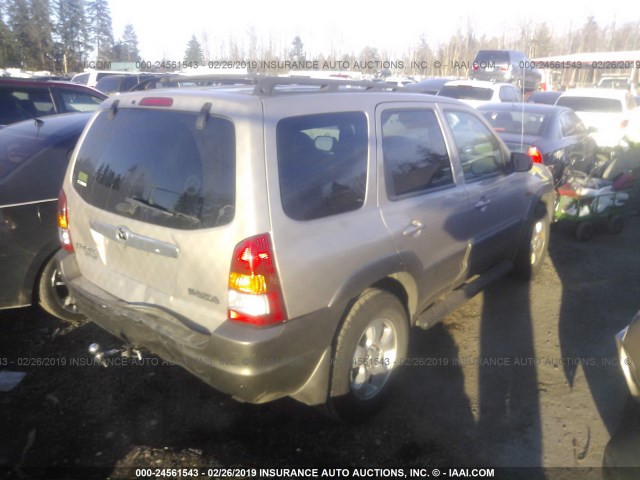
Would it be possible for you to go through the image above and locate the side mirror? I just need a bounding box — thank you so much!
[511,151,532,172]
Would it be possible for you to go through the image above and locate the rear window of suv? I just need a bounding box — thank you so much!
[277,111,367,221]
[72,108,235,230]
[474,50,510,64]
[555,96,623,113]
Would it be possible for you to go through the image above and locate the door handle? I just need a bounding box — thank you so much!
[475,197,491,211]
[403,220,425,237]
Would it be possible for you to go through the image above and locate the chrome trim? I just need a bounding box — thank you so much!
[0,198,57,209]
[90,220,179,259]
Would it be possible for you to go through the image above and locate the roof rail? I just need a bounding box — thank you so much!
[132,73,403,95]
[251,76,401,96]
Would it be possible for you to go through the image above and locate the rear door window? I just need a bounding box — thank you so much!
[277,111,367,221]
[381,109,454,198]
[72,108,235,230]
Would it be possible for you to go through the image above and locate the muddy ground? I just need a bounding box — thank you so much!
[1,215,640,480]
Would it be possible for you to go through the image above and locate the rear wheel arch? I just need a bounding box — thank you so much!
[326,286,410,423]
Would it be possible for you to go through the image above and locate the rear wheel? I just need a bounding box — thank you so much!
[327,289,408,423]
[38,254,85,324]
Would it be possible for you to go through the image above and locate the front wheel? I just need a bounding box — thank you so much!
[38,254,85,324]
[327,289,409,423]
[514,207,550,279]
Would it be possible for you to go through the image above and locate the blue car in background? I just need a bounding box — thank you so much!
[0,113,92,323]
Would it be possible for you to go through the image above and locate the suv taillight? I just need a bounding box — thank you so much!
[228,234,287,327]
[528,146,543,164]
[57,189,73,252]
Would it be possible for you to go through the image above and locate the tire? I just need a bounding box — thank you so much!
[38,254,85,324]
[607,215,625,235]
[327,289,409,423]
[576,221,594,241]
[514,206,550,280]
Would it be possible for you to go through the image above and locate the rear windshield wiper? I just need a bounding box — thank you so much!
[116,196,201,225]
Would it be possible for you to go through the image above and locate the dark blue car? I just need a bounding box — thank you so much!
[0,112,92,323]
[478,103,597,183]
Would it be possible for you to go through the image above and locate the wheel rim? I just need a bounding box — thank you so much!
[49,267,80,315]
[530,219,547,266]
[350,317,398,400]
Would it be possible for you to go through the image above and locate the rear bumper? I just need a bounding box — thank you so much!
[57,250,343,405]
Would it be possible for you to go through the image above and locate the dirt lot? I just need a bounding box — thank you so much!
[1,215,640,480]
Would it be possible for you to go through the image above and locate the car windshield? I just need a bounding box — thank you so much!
[439,85,494,101]
[482,110,549,136]
[556,96,623,113]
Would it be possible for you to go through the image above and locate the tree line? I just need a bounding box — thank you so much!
[2,2,640,80]
[0,0,138,73]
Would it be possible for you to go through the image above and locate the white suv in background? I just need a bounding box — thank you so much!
[437,80,523,108]
[555,88,640,149]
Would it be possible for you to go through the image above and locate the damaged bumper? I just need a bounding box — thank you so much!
[56,250,340,406]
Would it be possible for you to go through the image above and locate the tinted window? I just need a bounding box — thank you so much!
[556,96,623,113]
[95,75,126,94]
[445,110,506,182]
[59,90,104,112]
[559,112,587,137]
[475,50,510,64]
[0,87,55,124]
[73,109,235,230]
[482,109,549,136]
[439,85,494,101]
[499,86,522,102]
[72,73,89,85]
[381,109,453,198]
[277,112,367,221]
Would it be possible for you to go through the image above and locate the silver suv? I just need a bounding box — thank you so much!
[57,77,554,422]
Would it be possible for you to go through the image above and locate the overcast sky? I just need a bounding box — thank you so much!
[108,0,640,62]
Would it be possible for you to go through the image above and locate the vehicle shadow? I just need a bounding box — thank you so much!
[476,278,544,473]
[549,222,639,436]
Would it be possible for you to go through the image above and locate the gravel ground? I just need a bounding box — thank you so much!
[1,215,640,480]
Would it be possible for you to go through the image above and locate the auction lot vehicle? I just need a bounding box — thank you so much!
[469,50,541,91]
[57,77,554,422]
[555,88,640,149]
[437,80,522,108]
[478,102,597,184]
[0,78,107,127]
[0,113,91,323]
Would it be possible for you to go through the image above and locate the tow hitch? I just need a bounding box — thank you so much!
[88,343,143,367]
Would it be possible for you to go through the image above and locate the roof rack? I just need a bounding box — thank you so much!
[141,73,402,96]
